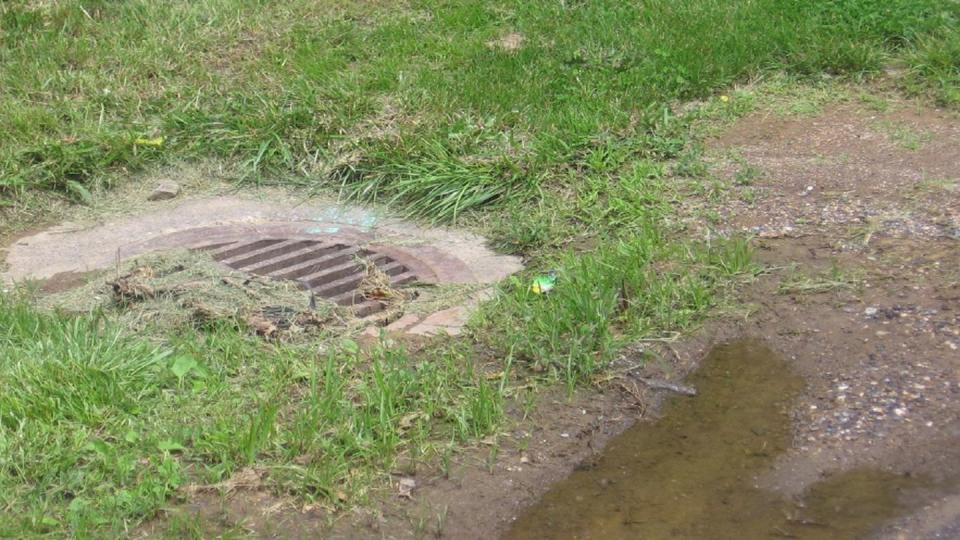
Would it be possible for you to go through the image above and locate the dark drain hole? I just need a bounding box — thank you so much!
[199,238,418,317]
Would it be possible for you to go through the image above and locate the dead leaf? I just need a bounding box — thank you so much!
[110,278,155,303]
[246,313,278,338]
[397,477,416,499]
[486,32,524,52]
[398,412,425,430]
[181,467,266,495]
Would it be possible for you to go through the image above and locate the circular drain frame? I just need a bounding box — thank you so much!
[198,238,420,318]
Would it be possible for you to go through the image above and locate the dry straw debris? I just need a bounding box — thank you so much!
[45,250,340,338]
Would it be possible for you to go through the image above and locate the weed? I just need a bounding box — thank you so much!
[239,400,279,465]
[334,144,526,224]
[435,505,449,538]
[520,389,538,421]
[734,162,763,186]
[439,445,454,480]
[904,30,960,107]
[518,434,531,454]
[672,145,710,178]
[491,203,558,256]
[0,295,182,535]
[859,93,891,112]
[914,177,958,193]
[479,236,754,385]
[486,444,500,475]
[876,120,934,150]
[779,263,864,295]
[0,294,513,536]
[849,217,884,246]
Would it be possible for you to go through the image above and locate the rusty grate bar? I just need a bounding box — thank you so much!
[224,239,321,269]
[199,238,418,317]
[211,238,286,260]
[273,246,365,281]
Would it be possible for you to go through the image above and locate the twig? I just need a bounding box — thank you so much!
[634,332,681,343]
[637,377,697,396]
[624,368,697,396]
[617,380,647,416]
[664,343,682,363]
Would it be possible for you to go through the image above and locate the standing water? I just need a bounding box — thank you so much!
[505,340,923,539]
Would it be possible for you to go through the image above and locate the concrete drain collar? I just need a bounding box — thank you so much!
[3,196,522,332]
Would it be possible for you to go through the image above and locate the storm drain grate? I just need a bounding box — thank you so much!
[198,238,418,317]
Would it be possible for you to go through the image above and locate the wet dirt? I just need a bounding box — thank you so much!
[505,340,926,540]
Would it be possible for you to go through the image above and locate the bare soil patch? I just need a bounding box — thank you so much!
[486,33,525,52]
[705,98,960,538]
[708,102,959,241]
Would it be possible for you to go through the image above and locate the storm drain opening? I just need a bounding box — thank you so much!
[4,197,526,336]
[199,238,420,318]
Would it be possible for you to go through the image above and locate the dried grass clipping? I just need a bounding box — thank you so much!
[46,250,340,338]
[358,258,405,303]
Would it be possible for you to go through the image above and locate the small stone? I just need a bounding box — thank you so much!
[864,307,878,316]
[406,324,462,337]
[397,477,416,499]
[418,306,469,329]
[406,306,469,336]
[148,181,181,201]
[385,313,421,332]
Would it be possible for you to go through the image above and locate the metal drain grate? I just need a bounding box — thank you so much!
[199,238,418,317]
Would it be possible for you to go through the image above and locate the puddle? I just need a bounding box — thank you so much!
[505,340,926,539]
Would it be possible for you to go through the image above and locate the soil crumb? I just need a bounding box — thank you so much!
[505,340,925,540]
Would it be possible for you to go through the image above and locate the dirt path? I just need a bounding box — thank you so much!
[704,100,960,538]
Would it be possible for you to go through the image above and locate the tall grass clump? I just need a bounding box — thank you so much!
[479,236,755,387]
[904,31,960,107]
[0,297,181,536]
[334,143,525,223]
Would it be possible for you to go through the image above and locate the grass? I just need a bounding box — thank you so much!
[480,236,754,390]
[1,0,959,536]
[333,142,524,224]
[778,263,865,295]
[0,294,505,536]
[1,0,958,208]
[876,119,934,150]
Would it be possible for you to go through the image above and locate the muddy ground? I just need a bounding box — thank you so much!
[136,97,959,538]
